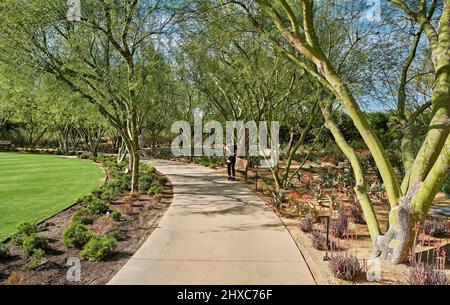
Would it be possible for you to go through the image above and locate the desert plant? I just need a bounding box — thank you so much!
[311,229,337,251]
[329,253,362,281]
[330,210,348,239]
[72,208,95,225]
[406,262,449,285]
[348,204,365,224]
[87,198,109,215]
[63,222,94,247]
[110,210,121,222]
[22,234,48,255]
[81,234,117,262]
[299,213,315,233]
[319,168,338,188]
[0,243,10,259]
[24,249,46,270]
[423,217,448,237]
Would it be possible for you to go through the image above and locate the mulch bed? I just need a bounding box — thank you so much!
[0,173,173,285]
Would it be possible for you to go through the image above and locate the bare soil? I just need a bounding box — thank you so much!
[214,160,450,285]
[0,173,172,285]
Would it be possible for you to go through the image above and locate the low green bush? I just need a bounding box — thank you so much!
[80,234,117,262]
[100,190,116,202]
[139,174,156,190]
[110,210,121,222]
[0,243,10,259]
[63,222,94,247]
[148,182,163,196]
[91,187,103,198]
[159,176,169,185]
[25,249,46,270]
[22,234,48,255]
[11,222,37,246]
[11,233,25,246]
[17,222,37,236]
[87,198,109,215]
[72,208,95,225]
[120,174,132,190]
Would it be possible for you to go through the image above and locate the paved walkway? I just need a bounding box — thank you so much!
[108,160,315,285]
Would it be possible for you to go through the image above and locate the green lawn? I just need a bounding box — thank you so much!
[0,152,105,242]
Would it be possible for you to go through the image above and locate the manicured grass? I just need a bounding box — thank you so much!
[0,152,105,242]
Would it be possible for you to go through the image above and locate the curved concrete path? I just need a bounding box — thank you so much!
[108,160,315,285]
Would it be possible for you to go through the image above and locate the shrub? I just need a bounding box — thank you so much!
[22,234,48,255]
[17,222,36,236]
[24,249,46,270]
[148,183,163,196]
[120,175,132,190]
[81,235,117,262]
[106,229,123,240]
[87,198,109,215]
[91,187,103,198]
[423,217,448,237]
[72,208,95,225]
[330,211,348,239]
[139,174,156,190]
[11,233,25,246]
[348,204,365,224]
[141,165,156,174]
[159,176,169,185]
[329,253,362,281]
[11,222,37,246]
[63,222,94,247]
[311,229,337,250]
[299,213,315,233]
[100,190,115,202]
[0,243,10,259]
[110,210,121,222]
[406,263,449,285]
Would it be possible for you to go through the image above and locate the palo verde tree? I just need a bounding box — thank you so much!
[0,0,184,192]
[251,0,450,263]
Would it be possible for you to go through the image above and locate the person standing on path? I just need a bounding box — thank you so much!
[226,144,237,181]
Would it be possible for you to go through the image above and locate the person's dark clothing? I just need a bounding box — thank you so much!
[227,156,236,178]
[226,145,238,179]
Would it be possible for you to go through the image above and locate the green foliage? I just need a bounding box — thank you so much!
[100,190,115,202]
[110,210,121,222]
[24,248,46,270]
[63,222,94,247]
[158,176,169,185]
[0,243,10,259]
[148,182,163,196]
[87,198,109,215]
[22,233,48,255]
[11,222,37,246]
[72,208,94,225]
[139,173,156,190]
[81,235,117,262]
[17,222,36,236]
